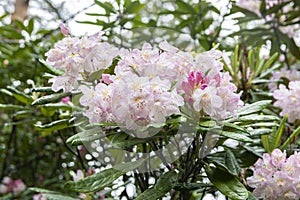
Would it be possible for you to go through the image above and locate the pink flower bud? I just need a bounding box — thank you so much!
[61,96,70,103]
[59,23,70,36]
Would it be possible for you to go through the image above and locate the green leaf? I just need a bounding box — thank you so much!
[66,128,103,146]
[28,188,77,200]
[34,118,74,132]
[221,131,253,143]
[32,87,54,92]
[268,115,287,152]
[95,0,116,14]
[124,1,144,14]
[134,171,178,200]
[280,125,300,150]
[27,18,34,34]
[32,93,70,105]
[277,30,300,59]
[86,69,105,82]
[14,19,26,30]
[264,1,290,15]
[65,159,146,193]
[247,191,258,200]
[0,104,28,110]
[39,59,64,76]
[175,0,196,14]
[231,5,259,18]
[42,194,78,200]
[6,86,33,104]
[235,100,271,116]
[236,114,279,122]
[205,165,248,200]
[225,150,241,176]
[255,52,278,76]
[249,128,272,136]
[223,122,249,134]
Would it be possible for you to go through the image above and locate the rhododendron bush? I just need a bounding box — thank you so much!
[1,0,300,200]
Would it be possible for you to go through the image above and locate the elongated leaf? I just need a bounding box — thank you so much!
[255,52,278,76]
[95,0,116,14]
[223,122,249,133]
[278,30,300,59]
[39,59,64,76]
[27,18,34,34]
[235,100,271,116]
[42,194,77,200]
[0,104,28,110]
[280,126,300,150]
[65,159,146,192]
[7,86,33,104]
[125,1,144,13]
[221,131,253,143]
[28,188,76,200]
[32,93,70,105]
[249,128,272,136]
[34,118,74,131]
[134,171,178,200]
[32,87,54,92]
[225,150,241,176]
[175,0,196,14]
[236,114,279,122]
[205,165,248,200]
[231,5,259,18]
[66,128,103,146]
[269,115,287,152]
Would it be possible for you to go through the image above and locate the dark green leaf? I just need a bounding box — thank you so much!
[205,165,248,200]
[0,104,28,110]
[27,18,34,34]
[278,30,300,59]
[134,171,178,200]
[225,150,241,176]
[34,118,74,131]
[32,93,70,106]
[65,159,146,192]
[231,5,259,18]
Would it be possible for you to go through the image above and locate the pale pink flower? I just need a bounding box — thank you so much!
[273,81,300,123]
[192,86,223,117]
[247,149,300,199]
[12,179,26,195]
[33,194,47,200]
[70,170,85,182]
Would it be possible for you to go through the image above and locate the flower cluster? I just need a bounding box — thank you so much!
[247,149,300,199]
[46,37,243,134]
[273,80,300,123]
[268,68,300,91]
[0,177,26,196]
[46,33,119,92]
